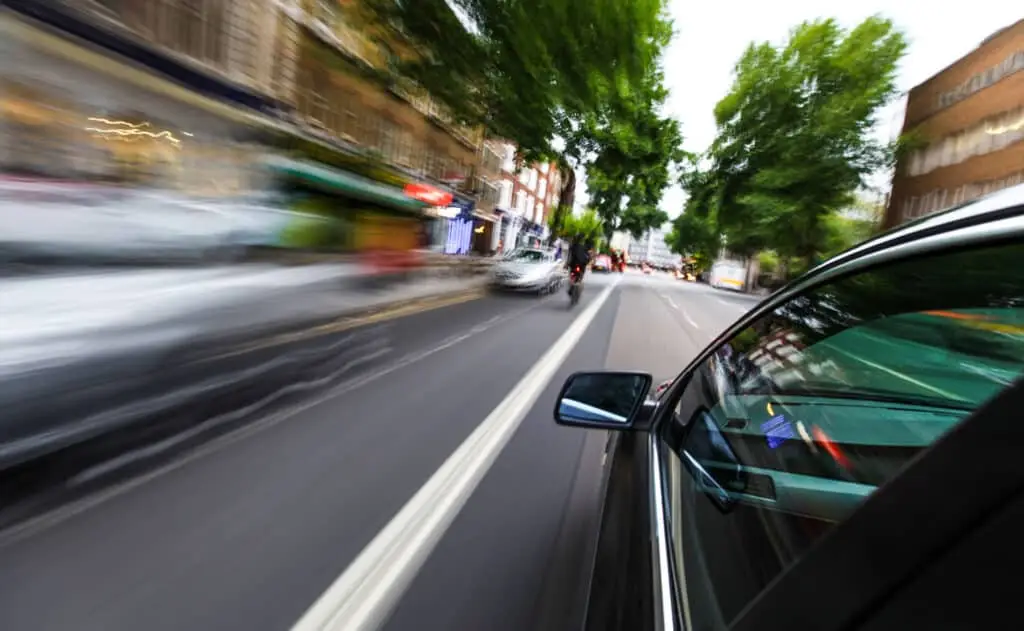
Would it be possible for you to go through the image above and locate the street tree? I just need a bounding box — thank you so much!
[704,16,907,269]
[360,0,681,234]
[554,208,605,246]
[665,210,720,271]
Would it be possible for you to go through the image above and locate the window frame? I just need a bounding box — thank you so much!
[647,198,1024,631]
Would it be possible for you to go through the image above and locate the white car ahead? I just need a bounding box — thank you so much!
[488,248,564,294]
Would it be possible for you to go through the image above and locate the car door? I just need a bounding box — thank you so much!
[654,238,1024,631]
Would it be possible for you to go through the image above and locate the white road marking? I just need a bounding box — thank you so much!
[290,278,620,631]
[660,293,700,329]
[0,301,541,547]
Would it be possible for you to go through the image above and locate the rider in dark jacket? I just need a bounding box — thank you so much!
[567,234,591,285]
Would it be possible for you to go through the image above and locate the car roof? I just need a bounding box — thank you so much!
[821,183,1024,272]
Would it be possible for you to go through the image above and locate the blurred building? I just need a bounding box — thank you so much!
[626,224,677,268]
[886,19,1024,228]
[608,231,632,255]
[0,0,505,254]
[492,142,560,251]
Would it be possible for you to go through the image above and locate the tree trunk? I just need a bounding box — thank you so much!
[559,163,577,211]
[547,164,576,243]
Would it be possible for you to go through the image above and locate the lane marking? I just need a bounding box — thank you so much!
[290,278,621,631]
[681,308,700,329]
[215,289,485,360]
[660,293,699,329]
[0,299,537,547]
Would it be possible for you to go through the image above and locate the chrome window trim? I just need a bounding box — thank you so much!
[649,433,680,631]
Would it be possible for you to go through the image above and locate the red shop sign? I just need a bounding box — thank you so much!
[404,183,453,207]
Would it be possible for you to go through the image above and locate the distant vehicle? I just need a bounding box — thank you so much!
[593,254,613,272]
[488,248,563,294]
[710,260,747,291]
[642,263,652,274]
[551,183,1024,630]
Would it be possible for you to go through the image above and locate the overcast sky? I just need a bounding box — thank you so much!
[575,1,1022,218]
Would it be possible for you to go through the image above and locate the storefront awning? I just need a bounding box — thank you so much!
[265,156,429,213]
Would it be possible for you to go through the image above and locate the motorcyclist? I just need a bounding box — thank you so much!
[567,234,591,290]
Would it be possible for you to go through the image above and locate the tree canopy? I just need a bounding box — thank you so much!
[361,0,683,239]
[666,16,907,273]
[551,208,605,246]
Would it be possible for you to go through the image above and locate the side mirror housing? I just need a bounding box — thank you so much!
[554,371,654,431]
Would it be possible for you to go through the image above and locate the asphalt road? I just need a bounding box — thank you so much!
[0,270,760,631]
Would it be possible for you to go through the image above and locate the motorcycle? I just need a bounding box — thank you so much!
[568,265,583,307]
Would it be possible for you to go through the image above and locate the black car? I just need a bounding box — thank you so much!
[554,185,1024,631]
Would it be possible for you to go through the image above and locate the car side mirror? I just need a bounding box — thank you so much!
[554,371,653,431]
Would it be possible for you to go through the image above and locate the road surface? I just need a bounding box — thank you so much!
[0,270,760,631]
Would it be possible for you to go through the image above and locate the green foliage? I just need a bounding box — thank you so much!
[691,15,907,267]
[821,213,878,258]
[560,209,605,245]
[665,210,721,264]
[363,0,683,236]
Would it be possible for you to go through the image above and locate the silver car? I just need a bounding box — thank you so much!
[488,248,564,294]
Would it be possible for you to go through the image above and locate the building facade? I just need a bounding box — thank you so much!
[0,0,503,253]
[885,19,1024,228]
[0,0,288,197]
[625,224,677,268]
[493,142,561,251]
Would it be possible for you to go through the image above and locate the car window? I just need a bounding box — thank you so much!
[659,242,1024,631]
[506,249,545,262]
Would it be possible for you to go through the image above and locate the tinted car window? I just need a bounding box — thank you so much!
[660,243,1024,630]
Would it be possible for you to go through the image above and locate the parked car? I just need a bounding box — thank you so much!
[488,248,563,294]
[553,184,1024,631]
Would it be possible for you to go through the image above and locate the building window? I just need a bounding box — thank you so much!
[936,50,1024,111]
[502,144,516,172]
[906,107,1024,177]
[535,202,544,223]
[538,178,547,200]
[518,167,529,186]
[528,168,538,191]
[499,180,513,208]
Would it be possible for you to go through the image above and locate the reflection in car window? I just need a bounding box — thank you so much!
[660,243,1024,630]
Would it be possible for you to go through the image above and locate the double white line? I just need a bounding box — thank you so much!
[291,279,619,631]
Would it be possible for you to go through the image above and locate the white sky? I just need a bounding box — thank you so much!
[576,1,1022,218]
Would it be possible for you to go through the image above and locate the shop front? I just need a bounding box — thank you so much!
[264,156,435,266]
[439,199,476,255]
[471,218,497,255]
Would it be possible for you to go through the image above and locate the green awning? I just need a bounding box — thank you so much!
[264,156,428,213]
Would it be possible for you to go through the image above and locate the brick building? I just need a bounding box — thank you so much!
[885,19,1024,228]
[494,142,561,251]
